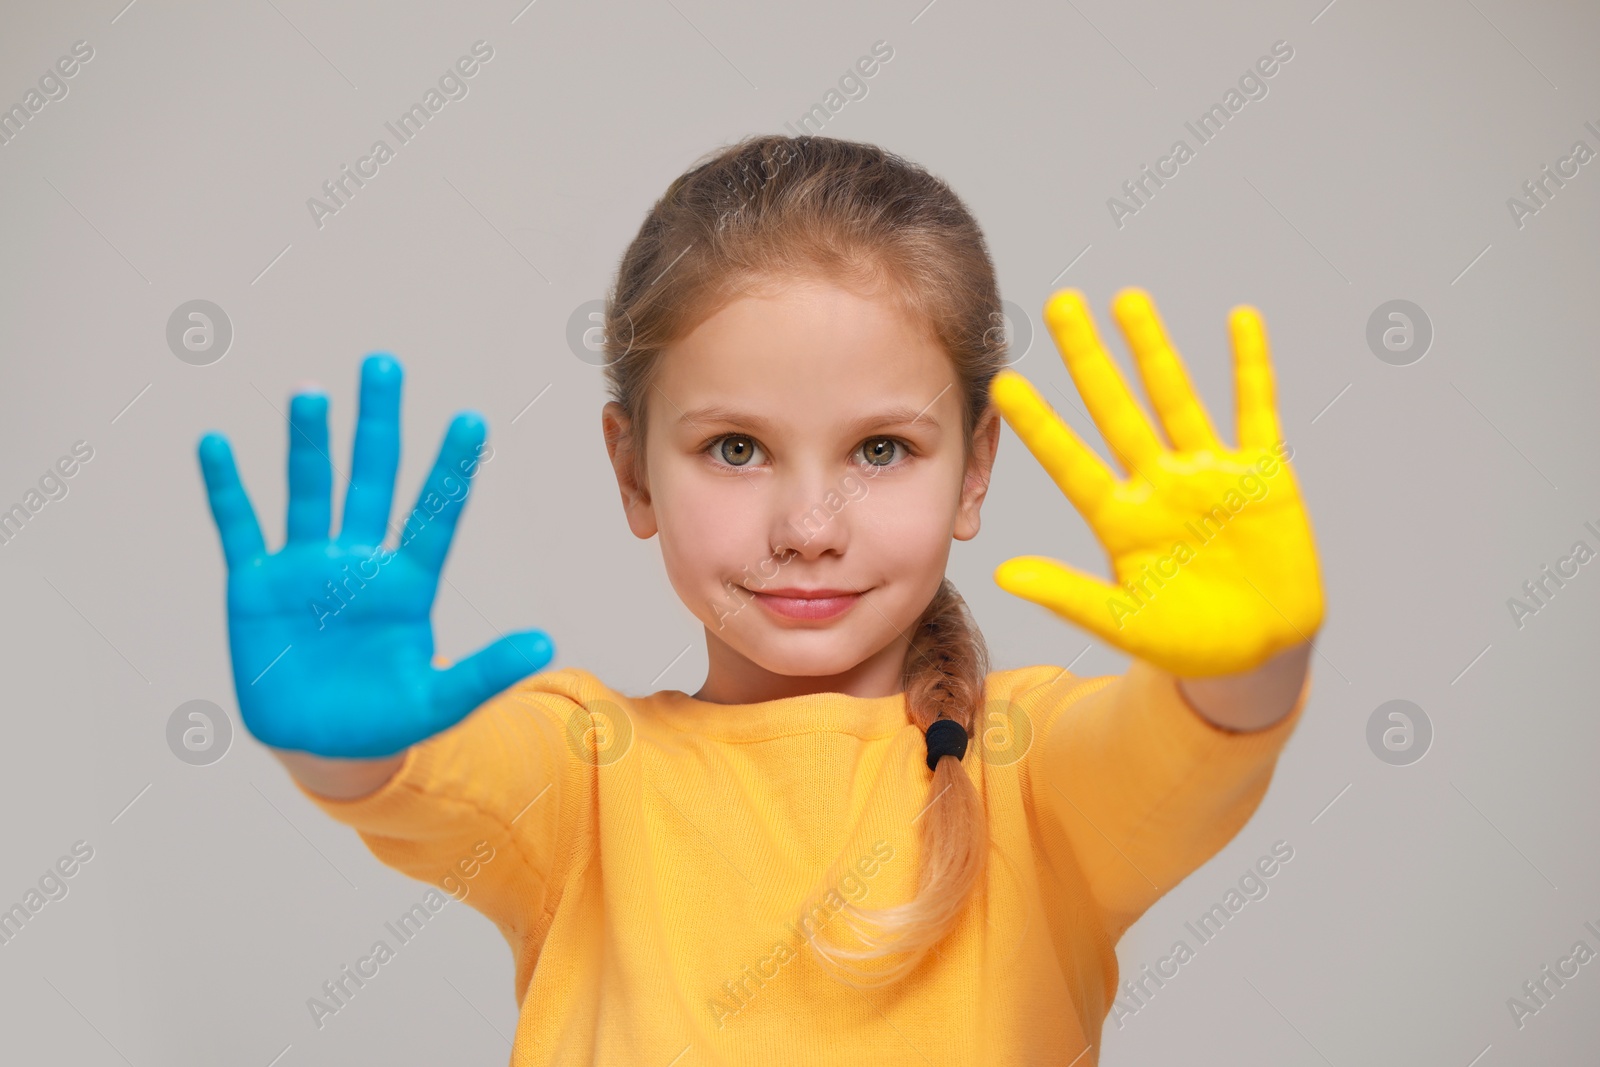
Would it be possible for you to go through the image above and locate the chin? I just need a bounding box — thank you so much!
[749,642,856,679]
[732,629,875,680]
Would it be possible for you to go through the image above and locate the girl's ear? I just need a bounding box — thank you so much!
[954,403,1001,542]
[601,402,658,539]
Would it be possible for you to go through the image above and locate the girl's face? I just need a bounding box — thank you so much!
[603,277,1001,703]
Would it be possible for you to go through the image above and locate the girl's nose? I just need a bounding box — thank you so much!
[768,469,852,560]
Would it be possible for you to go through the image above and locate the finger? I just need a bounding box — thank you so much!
[993,555,1130,646]
[1230,305,1284,451]
[286,391,333,545]
[197,433,266,569]
[340,354,403,547]
[990,369,1116,517]
[429,630,555,730]
[1111,288,1223,453]
[1042,290,1165,475]
[397,412,487,578]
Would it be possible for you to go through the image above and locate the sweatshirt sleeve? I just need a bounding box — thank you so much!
[1022,657,1309,943]
[291,671,584,944]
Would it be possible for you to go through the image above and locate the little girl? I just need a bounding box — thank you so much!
[198,134,1324,1065]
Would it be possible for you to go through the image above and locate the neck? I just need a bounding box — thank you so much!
[690,626,912,704]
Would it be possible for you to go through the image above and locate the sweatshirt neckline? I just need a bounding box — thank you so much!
[640,686,912,742]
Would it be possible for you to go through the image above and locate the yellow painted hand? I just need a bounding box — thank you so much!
[989,288,1324,678]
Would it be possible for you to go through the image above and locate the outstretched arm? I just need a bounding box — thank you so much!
[1021,651,1310,941]
[992,287,1324,935]
[197,354,564,934]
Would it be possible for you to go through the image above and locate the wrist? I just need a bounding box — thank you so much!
[272,746,408,801]
[1174,641,1312,732]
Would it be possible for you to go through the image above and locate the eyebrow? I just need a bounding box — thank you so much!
[676,403,944,438]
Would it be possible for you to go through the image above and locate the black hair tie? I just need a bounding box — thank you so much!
[924,718,969,772]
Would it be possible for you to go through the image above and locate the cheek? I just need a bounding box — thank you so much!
[855,473,958,601]
[869,493,949,569]
[865,460,960,548]
[655,468,760,580]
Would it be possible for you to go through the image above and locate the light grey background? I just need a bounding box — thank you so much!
[2,0,1597,1064]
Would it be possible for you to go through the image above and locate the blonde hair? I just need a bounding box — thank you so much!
[601,134,1008,987]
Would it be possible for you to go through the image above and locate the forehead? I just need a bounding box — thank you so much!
[649,280,958,436]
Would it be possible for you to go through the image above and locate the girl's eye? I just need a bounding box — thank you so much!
[708,435,763,467]
[859,437,905,468]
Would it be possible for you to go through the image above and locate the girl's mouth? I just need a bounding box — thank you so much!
[746,587,864,621]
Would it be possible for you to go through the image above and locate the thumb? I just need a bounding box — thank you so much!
[994,555,1128,645]
[429,629,556,729]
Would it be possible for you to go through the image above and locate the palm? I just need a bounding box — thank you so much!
[226,542,436,753]
[198,356,554,758]
[990,289,1323,677]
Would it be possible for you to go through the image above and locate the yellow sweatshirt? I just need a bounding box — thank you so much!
[297,658,1308,1065]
